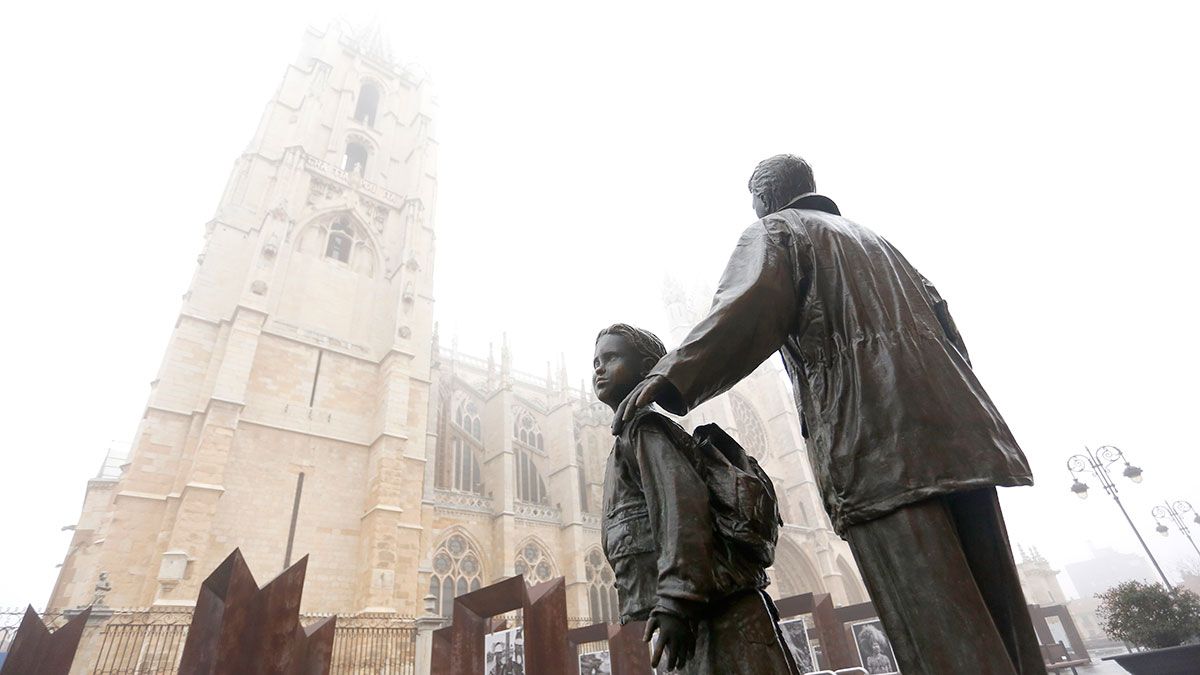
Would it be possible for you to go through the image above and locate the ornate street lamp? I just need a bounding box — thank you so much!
[1152,500,1200,559]
[1067,446,1171,587]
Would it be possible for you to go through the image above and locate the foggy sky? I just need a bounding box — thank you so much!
[2,0,1198,607]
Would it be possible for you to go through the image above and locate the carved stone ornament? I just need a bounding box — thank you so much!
[397,326,412,339]
[92,571,112,607]
[269,199,289,221]
[360,199,388,230]
[251,280,268,295]
[307,177,345,206]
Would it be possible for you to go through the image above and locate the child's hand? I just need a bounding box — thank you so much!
[644,612,695,671]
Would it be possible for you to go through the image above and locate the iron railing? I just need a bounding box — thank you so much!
[0,607,418,675]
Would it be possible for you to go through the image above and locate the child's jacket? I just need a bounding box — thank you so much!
[601,408,769,623]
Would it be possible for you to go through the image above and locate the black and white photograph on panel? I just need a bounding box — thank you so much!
[850,619,901,675]
[484,626,524,675]
[778,616,817,673]
[578,649,611,675]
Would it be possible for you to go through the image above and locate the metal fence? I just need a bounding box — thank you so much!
[326,615,418,675]
[567,617,609,656]
[91,610,192,674]
[0,607,418,675]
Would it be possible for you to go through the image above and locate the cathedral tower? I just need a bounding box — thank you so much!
[49,23,438,614]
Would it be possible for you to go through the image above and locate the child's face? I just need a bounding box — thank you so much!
[593,333,648,410]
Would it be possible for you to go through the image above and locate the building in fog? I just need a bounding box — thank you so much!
[1065,545,1156,600]
[1016,545,1067,606]
[48,23,866,627]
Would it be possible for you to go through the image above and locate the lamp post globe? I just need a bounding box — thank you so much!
[1156,523,1170,537]
[1071,480,1089,500]
[1123,464,1144,484]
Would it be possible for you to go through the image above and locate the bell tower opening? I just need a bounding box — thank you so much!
[354,82,380,127]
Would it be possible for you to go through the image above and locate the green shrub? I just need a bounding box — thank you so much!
[1096,580,1200,649]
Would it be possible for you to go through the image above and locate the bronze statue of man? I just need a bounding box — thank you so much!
[615,154,1046,674]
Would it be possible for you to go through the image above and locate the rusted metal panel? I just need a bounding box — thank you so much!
[606,621,652,675]
[432,575,571,675]
[0,605,91,675]
[176,549,336,675]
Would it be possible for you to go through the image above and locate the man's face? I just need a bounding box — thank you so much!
[593,334,647,409]
[752,192,770,218]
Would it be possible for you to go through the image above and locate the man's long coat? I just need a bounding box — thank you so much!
[650,194,1033,533]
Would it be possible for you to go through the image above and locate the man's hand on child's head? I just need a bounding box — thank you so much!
[645,612,695,671]
[612,375,670,435]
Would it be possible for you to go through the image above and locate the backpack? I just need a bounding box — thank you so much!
[663,420,782,567]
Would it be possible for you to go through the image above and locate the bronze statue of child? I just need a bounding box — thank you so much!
[593,324,799,673]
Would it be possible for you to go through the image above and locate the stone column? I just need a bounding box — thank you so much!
[156,308,265,604]
[355,348,428,612]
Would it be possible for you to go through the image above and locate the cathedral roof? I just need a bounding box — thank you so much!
[328,18,396,67]
[352,21,394,65]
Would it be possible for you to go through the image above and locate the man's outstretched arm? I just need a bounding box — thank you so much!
[615,220,798,433]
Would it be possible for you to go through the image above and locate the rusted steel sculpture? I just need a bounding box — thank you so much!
[177,549,336,675]
[430,575,572,675]
[0,605,91,675]
[567,620,654,675]
[777,592,855,670]
[431,623,453,672]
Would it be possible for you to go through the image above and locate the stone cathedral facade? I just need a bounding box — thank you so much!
[47,24,866,623]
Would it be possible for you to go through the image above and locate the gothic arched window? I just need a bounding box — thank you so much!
[428,533,484,617]
[514,540,556,585]
[354,82,380,127]
[514,411,544,452]
[772,538,825,598]
[575,422,589,513]
[436,398,483,494]
[514,449,548,504]
[513,410,548,504]
[455,400,482,442]
[298,215,376,276]
[325,219,354,263]
[437,437,481,494]
[730,393,769,458]
[585,548,619,623]
[343,141,369,174]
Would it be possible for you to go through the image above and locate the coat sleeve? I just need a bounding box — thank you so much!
[633,419,717,618]
[650,219,799,414]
